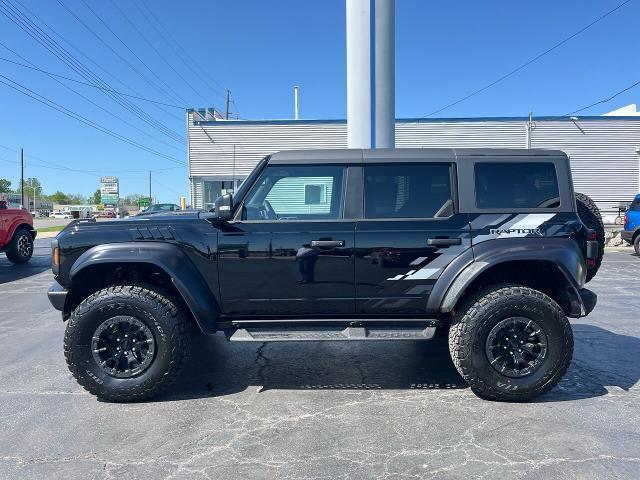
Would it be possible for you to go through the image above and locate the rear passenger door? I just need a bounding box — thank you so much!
[355,158,471,315]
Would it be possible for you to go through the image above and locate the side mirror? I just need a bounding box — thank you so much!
[0,200,7,210]
[214,193,234,220]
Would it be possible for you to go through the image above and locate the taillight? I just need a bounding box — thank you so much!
[52,246,60,267]
[587,229,597,241]
[624,211,629,229]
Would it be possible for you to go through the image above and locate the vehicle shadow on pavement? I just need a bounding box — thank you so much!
[156,323,640,403]
[0,261,50,284]
[536,324,640,402]
[160,335,467,401]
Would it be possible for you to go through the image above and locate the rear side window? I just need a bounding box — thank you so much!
[630,197,640,212]
[364,163,454,219]
[475,162,560,209]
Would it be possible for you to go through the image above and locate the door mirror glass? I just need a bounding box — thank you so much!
[214,193,233,220]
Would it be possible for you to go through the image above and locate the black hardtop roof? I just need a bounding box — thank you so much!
[268,148,566,164]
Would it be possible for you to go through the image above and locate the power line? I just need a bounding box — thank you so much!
[0,0,186,144]
[564,79,640,116]
[0,46,184,153]
[13,0,181,122]
[415,0,634,120]
[0,144,185,176]
[0,73,186,165]
[55,0,189,107]
[0,54,184,109]
[74,0,194,107]
[108,0,210,105]
[136,0,228,97]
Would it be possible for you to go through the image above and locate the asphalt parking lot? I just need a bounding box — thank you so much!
[0,239,638,479]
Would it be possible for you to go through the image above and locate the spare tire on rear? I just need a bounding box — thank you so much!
[575,192,604,283]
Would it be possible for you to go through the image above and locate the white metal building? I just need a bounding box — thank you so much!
[187,108,640,214]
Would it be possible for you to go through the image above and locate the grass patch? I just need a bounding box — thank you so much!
[37,225,66,233]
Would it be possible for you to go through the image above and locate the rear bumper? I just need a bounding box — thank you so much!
[621,230,634,243]
[578,288,597,316]
[47,281,67,312]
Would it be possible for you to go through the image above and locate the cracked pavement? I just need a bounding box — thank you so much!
[0,239,638,479]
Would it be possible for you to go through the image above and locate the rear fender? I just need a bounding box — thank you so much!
[69,242,220,333]
[433,238,587,317]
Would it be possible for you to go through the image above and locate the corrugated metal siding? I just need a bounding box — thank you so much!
[530,120,640,213]
[188,112,640,212]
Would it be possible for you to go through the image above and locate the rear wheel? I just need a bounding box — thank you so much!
[449,285,573,402]
[64,285,191,402]
[575,192,604,282]
[5,228,33,264]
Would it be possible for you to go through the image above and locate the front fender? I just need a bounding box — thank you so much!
[69,242,220,333]
[432,238,587,315]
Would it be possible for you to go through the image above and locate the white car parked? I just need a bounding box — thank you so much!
[49,211,72,219]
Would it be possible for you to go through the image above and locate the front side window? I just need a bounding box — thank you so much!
[475,162,560,209]
[364,163,454,219]
[243,165,345,220]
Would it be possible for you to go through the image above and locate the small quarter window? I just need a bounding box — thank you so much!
[475,162,560,209]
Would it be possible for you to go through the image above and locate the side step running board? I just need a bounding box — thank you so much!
[230,326,436,342]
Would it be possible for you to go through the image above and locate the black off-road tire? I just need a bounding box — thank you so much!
[5,227,34,264]
[64,285,191,402]
[448,285,573,402]
[634,234,640,256]
[575,192,604,282]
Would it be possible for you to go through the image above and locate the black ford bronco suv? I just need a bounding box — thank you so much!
[48,148,604,402]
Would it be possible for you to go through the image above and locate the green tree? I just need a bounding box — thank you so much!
[0,178,12,193]
[49,191,69,205]
[90,189,101,205]
[24,177,43,197]
[67,193,86,204]
[124,193,143,206]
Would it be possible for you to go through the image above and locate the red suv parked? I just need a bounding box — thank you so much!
[0,200,36,263]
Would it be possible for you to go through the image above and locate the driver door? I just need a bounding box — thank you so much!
[218,164,356,316]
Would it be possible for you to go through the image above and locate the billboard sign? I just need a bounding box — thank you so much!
[100,176,119,207]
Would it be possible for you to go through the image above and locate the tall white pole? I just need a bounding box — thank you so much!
[346,0,372,148]
[374,0,395,148]
[294,85,300,120]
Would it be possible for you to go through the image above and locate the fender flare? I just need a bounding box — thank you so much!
[432,238,587,316]
[69,242,220,333]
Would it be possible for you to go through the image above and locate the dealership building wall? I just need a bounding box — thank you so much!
[187,110,640,214]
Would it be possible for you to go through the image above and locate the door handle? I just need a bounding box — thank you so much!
[311,240,345,248]
[427,238,461,247]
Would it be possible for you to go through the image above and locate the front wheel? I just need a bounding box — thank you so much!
[5,228,34,264]
[634,235,640,256]
[64,285,191,402]
[449,285,573,402]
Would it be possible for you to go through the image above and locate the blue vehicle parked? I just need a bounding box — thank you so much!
[622,194,640,255]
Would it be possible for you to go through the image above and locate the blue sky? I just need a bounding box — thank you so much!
[0,0,638,202]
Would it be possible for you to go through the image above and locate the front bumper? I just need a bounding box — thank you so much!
[47,281,67,312]
[578,288,597,316]
[621,230,634,244]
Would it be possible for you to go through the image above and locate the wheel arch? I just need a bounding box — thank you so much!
[66,242,220,333]
[435,238,588,318]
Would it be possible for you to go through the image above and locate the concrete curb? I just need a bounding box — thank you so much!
[36,231,60,239]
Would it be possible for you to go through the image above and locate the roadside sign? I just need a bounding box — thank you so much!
[139,197,151,208]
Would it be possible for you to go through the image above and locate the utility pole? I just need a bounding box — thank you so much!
[20,148,24,209]
[148,170,152,204]
[225,90,231,120]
